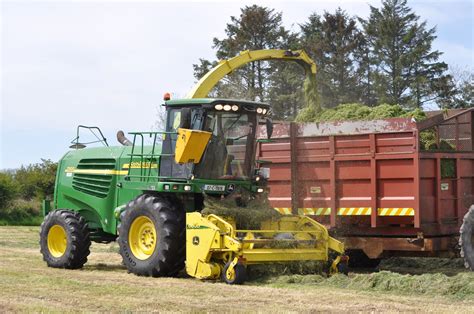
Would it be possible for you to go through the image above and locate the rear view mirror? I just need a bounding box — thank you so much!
[266,118,273,139]
[180,108,192,129]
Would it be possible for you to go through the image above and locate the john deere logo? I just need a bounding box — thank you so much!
[227,184,235,192]
[192,236,200,245]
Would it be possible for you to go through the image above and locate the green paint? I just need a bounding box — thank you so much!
[49,98,266,241]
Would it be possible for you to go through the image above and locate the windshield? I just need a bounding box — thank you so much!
[194,111,257,180]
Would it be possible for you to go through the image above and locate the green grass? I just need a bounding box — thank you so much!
[0,215,43,226]
[1,226,473,312]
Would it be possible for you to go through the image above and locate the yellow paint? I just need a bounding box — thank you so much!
[122,162,158,169]
[65,168,128,176]
[185,212,345,282]
[187,49,317,98]
[128,216,157,260]
[278,207,415,216]
[47,224,67,258]
[378,208,414,216]
[337,207,372,216]
[175,128,211,164]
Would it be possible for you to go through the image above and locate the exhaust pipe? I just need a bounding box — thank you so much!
[117,130,132,146]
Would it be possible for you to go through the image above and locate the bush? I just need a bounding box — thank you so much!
[0,172,18,209]
[0,199,40,221]
[14,159,57,200]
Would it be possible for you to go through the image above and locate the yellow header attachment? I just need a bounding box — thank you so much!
[187,49,317,98]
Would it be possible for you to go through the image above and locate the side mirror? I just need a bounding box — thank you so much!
[266,118,273,139]
[179,108,192,129]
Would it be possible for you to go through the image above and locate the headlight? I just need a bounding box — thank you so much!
[257,107,263,114]
[215,104,223,110]
[223,104,232,111]
[262,109,267,115]
[257,188,264,193]
[232,105,239,111]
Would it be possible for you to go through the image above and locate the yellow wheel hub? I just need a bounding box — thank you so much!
[129,215,157,260]
[225,267,236,281]
[47,224,67,258]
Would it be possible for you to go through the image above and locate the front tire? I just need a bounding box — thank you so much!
[39,210,91,269]
[118,194,185,277]
[460,205,474,271]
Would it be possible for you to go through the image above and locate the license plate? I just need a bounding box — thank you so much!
[203,184,225,192]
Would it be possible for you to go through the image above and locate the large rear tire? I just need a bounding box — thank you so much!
[118,194,185,277]
[460,205,474,271]
[39,210,91,269]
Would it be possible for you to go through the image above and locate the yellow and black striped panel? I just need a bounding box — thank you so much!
[275,207,415,216]
[377,208,414,216]
[298,208,331,215]
[337,207,372,216]
[274,208,292,215]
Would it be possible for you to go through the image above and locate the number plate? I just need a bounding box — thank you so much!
[203,184,226,192]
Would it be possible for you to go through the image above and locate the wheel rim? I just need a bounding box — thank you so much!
[47,224,67,258]
[129,215,157,260]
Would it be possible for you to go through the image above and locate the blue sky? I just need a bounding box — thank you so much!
[1,0,473,169]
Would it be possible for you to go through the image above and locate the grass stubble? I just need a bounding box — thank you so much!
[0,226,473,312]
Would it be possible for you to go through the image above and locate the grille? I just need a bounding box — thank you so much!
[72,159,115,198]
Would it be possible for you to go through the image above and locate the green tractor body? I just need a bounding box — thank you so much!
[46,98,270,241]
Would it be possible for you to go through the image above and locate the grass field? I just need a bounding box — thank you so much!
[1,226,473,312]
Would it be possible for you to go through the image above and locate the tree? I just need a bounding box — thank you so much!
[14,159,57,200]
[361,0,449,108]
[438,67,474,109]
[300,9,364,108]
[0,172,18,209]
[193,5,289,104]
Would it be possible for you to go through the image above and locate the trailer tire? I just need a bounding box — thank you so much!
[40,209,91,269]
[118,194,185,277]
[459,205,474,271]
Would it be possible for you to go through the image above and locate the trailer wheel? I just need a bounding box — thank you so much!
[222,261,246,284]
[118,194,185,277]
[459,205,474,271]
[40,209,91,269]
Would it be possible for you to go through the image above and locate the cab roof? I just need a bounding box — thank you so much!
[164,98,270,108]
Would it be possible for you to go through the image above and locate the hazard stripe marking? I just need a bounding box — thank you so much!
[275,207,415,216]
[377,208,414,216]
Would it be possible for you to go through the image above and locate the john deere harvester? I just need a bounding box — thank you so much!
[40,50,348,284]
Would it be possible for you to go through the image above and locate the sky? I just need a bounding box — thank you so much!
[1,0,473,169]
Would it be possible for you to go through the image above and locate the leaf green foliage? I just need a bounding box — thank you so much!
[14,159,57,200]
[0,159,57,225]
[0,172,18,210]
[296,103,426,123]
[0,199,42,226]
[192,1,465,121]
[300,9,365,108]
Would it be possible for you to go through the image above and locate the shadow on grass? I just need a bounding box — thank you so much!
[84,263,126,272]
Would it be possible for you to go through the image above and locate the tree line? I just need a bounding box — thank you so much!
[0,159,57,224]
[193,0,473,120]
